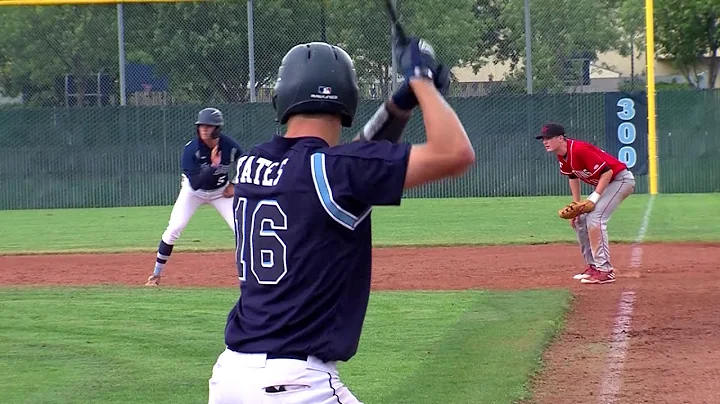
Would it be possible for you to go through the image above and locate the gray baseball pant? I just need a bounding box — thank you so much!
[575,169,635,271]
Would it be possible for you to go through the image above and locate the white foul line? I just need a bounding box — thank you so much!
[598,194,655,404]
[598,291,636,404]
[630,194,655,268]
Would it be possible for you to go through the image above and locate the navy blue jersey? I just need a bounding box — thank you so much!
[181,133,243,191]
[224,135,410,363]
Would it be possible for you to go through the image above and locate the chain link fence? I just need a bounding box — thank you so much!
[0,0,718,209]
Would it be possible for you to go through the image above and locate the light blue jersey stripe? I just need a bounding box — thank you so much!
[310,153,370,230]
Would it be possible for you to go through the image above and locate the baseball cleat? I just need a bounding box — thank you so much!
[580,269,616,284]
[573,265,597,280]
[144,275,161,286]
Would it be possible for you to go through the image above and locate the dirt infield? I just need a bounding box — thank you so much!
[1,241,718,403]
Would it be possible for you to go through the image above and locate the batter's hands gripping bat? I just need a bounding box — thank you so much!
[385,0,437,82]
[355,64,451,144]
[558,200,596,220]
[355,0,438,143]
[356,0,448,144]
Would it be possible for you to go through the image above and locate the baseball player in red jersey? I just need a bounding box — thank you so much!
[537,122,635,284]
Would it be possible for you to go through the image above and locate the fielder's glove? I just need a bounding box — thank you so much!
[558,200,596,219]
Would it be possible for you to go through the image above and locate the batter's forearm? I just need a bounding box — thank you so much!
[353,99,412,144]
[411,79,472,158]
[569,178,581,202]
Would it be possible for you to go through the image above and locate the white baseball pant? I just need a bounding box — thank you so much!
[161,177,235,245]
[208,349,363,404]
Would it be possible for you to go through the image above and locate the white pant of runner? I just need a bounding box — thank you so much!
[161,177,235,245]
[208,349,363,404]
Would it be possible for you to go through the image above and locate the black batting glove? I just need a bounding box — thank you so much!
[391,64,451,111]
[358,63,450,144]
[395,36,438,83]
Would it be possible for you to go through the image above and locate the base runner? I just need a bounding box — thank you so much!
[144,108,244,287]
[537,122,635,284]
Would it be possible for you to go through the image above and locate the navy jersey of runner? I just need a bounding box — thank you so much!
[181,133,243,191]
[225,135,410,363]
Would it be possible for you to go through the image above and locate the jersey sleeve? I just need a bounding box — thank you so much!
[223,137,244,184]
[229,137,245,158]
[310,140,410,230]
[181,141,215,190]
[181,142,199,177]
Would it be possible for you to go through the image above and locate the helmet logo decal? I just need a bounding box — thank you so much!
[311,86,338,100]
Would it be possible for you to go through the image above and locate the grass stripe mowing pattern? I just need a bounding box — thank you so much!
[0,287,571,404]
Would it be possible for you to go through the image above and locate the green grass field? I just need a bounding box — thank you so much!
[1,193,718,403]
[0,287,571,404]
[1,193,718,254]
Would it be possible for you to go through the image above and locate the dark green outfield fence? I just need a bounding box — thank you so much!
[0,90,718,210]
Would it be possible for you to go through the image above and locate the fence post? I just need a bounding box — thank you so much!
[247,0,257,103]
[390,0,398,94]
[117,3,127,106]
[523,0,533,95]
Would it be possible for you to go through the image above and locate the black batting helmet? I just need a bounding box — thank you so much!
[272,42,359,127]
[195,108,224,139]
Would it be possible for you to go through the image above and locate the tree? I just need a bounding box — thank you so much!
[620,0,720,89]
[325,0,481,99]
[0,1,324,106]
[0,0,485,106]
[655,0,719,88]
[127,0,325,104]
[0,5,118,106]
[471,0,624,93]
[130,0,482,103]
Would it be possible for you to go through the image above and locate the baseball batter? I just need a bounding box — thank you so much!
[537,122,635,284]
[206,38,473,403]
[144,108,244,287]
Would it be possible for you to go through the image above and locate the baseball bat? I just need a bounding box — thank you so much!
[384,0,407,43]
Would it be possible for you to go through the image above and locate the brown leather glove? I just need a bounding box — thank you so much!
[558,200,595,219]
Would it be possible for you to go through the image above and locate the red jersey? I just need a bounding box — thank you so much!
[557,139,627,186]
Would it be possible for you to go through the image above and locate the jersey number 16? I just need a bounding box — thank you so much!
[234,197,288,285]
